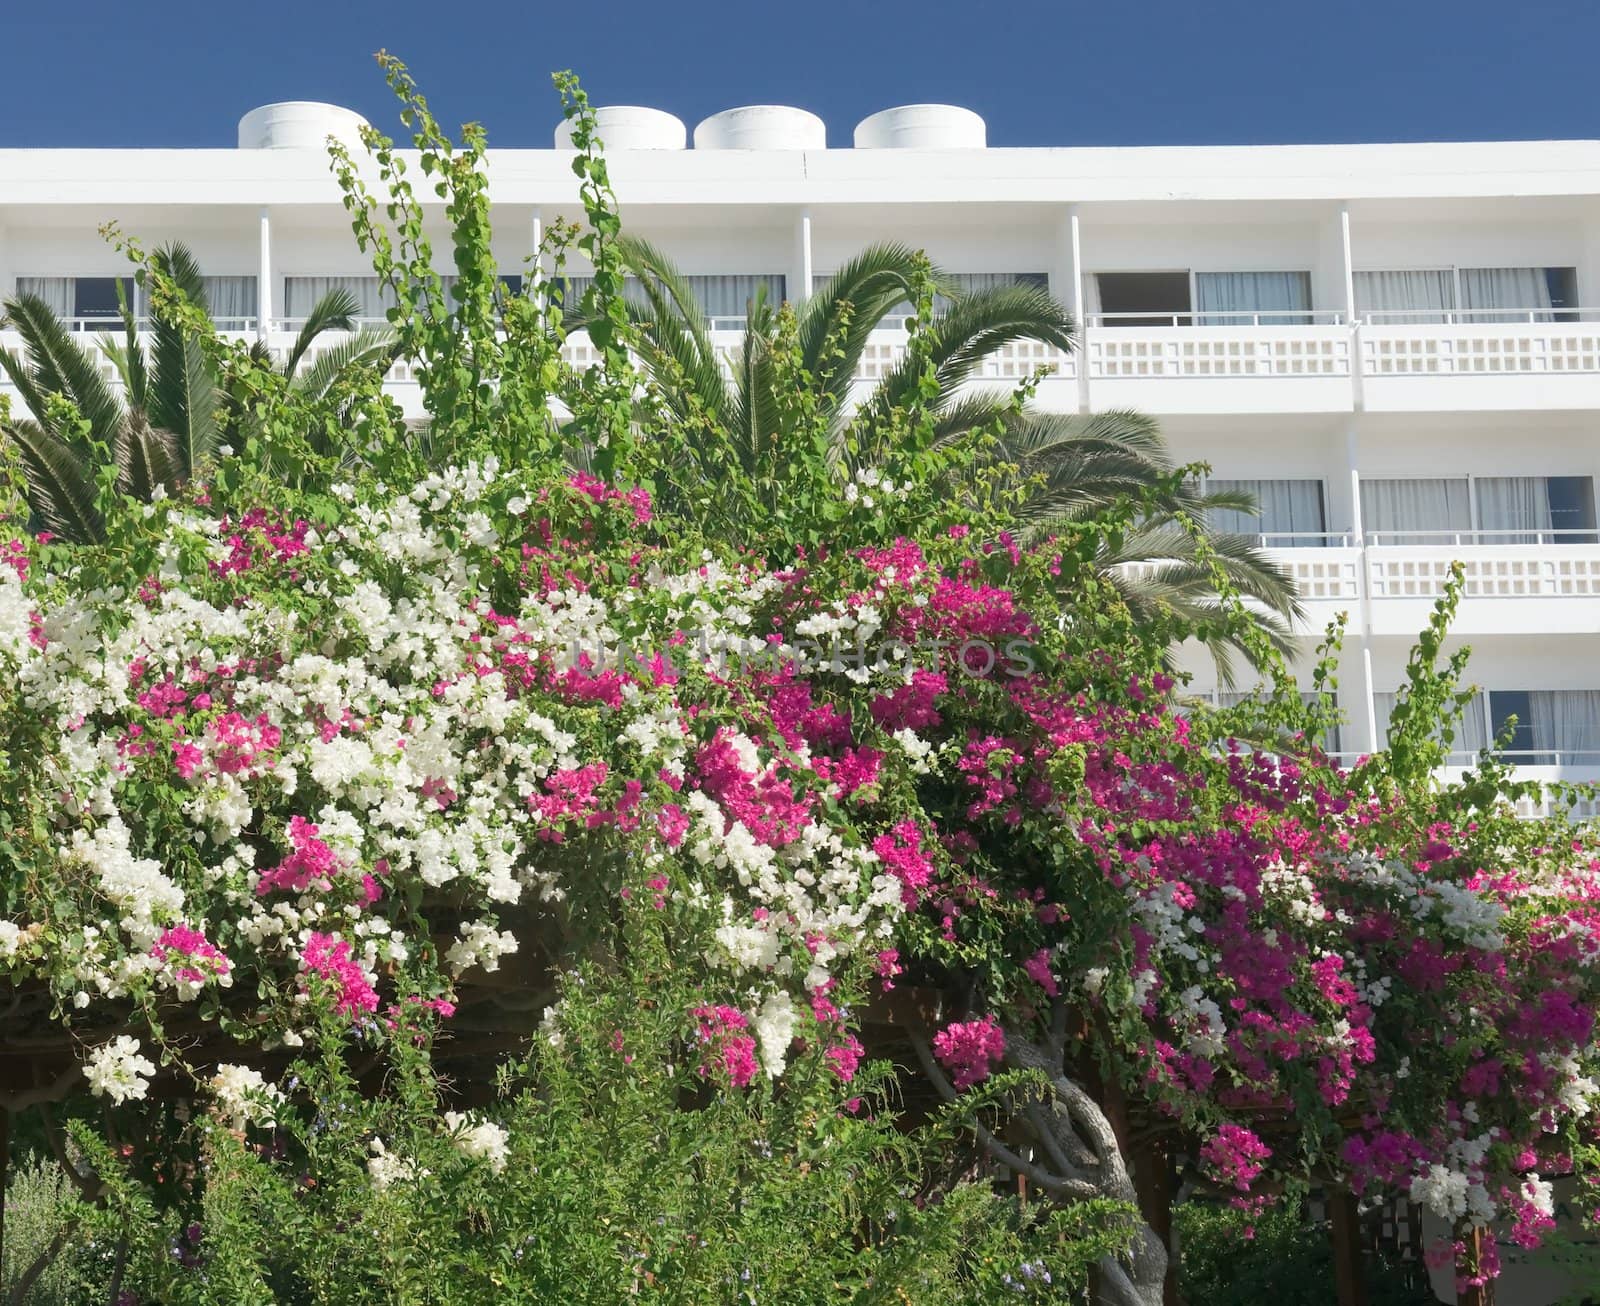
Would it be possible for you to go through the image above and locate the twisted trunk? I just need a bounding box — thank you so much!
[906,1015,1167,1306]
[1004,1032,1168,1306]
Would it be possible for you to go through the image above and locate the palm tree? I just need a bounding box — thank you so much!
[985,409,1302,676]
[568,237,1300,673]
[1,246,392,541]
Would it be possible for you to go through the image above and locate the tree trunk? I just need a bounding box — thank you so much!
[1004,1032,1169,1306]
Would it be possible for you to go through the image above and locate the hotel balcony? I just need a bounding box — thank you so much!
[1180,531,1600,638]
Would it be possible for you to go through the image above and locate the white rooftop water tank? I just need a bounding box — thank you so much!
[693,106,826,150]
[554,106,687,150]
[853,105,987,149]
[238,102,370,150]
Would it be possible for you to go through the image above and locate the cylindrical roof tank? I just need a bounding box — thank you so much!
[554,106,687,150]
[853,104,987,149]
[693,106,826,150]
[237,101,370,149]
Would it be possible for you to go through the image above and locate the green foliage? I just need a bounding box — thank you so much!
[1174,1200,1432,1306]
[87,911,1134,1304]
[0,1156,114,1305]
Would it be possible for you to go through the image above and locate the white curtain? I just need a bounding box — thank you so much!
[1375,690,1488,757]
[1361,478,1471,544]
[1529,691,1600,760]
[1207,478,1326,545]
[688,274,786,319]
[1476,477,1552,543]
[202,276,258,328]
[1081,273,1103,321]
[15,277,73,316]
[1195,271,1312,325]
[564,273,784,322]
[1354,270,1455,323]
[1459,267,1554,323]
[284,276,394,323]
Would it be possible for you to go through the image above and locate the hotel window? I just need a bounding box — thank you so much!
[1362,475,1596,544]
[19,275,255,328]
[1375,690,1490,758]
[17,276,136,328]
[1488,690,1600,762]
[284,277,397,324]
[1205,478,1328,546]
[1084,272,1191,326]
[1379,688,1600,762]
[202,277,258,328]
[1195,272,1313,325]
[1361,478,1471,544]
[564,274,786,322]
[812,270,1046,317]
[1215,690,1342,754]
[1355,267,1577,323]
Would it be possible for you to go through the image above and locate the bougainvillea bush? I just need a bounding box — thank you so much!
[4,55,1600,1304]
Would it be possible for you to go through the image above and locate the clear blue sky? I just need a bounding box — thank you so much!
[7,0,1598,148]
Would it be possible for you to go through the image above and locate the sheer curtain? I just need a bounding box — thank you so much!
[1459,268,1554,323]
[1361,478,1471,544]
[689,274,786,320]
[1195,272,1312,325]
[202,276,258,329]
[1081,273,1103,321]
[1354,270,1455,324]
[284,277,393,323]
[1207,478,1327,545]
[15,277,73,316]
[562,273,784,322]
[1476,477,1552,543]
[1529,691,1600,761]
[1375,690,1488,757]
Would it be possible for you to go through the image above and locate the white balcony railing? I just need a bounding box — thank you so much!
[1364,528,1598,547]
[1359,317,1600,376]
[1364,545,1600,600]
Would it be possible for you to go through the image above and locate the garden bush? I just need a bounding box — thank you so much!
[2,53,1600,1304]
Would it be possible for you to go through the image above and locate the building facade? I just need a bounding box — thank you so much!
[3,101,1600,805]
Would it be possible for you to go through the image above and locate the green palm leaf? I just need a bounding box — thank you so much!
[0,294,126,447]
[282,289,361,379]
[2,420,104,543]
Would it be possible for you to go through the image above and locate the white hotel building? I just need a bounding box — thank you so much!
[3,101,1600,804]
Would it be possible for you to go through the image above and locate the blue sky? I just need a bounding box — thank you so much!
[7,0,1599,148]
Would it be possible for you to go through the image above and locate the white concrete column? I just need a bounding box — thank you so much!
[528,206,546,304]
[1340,203,1367,413]
[256,207,273,340]
[792,208,813,305]
[1343,416,1378,757]
[1338,203,1356,323]
[1579,204,1600,309]
[1344,420,1364,546]
[1065,207,1091,414]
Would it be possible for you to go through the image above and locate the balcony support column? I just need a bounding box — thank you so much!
[256,207,273,341]
[1057,206,1090,414]
[1344,419,1378,757]
[528,207,546,306]
[792,208,813,307]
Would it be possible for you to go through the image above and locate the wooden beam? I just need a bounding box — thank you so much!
[1329,1189,1369,1306]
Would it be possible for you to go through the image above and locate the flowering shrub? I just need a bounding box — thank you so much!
[3,55,1600,1304]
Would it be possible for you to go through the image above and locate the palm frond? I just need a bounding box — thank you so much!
[283,289,360,379]
[292,328,400,399]
[2,420,104,543]
[114,415,183,502]
[0,294,126,446]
